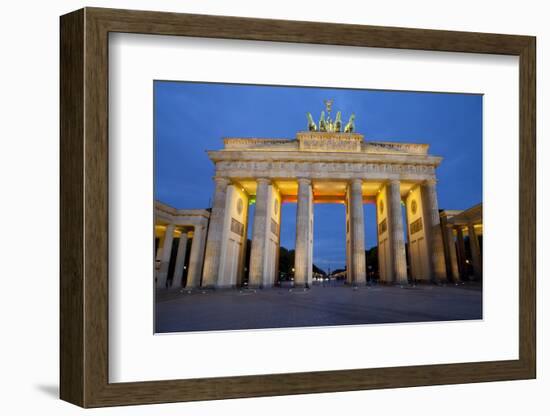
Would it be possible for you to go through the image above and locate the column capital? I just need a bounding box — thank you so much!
[423,178,438,186]
[297,177,311,186]
[349,179,363,199]
[256,177,271,185]
[213,176,231,187]
[388,179,401,186]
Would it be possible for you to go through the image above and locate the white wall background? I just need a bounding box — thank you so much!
[0,0,546,414]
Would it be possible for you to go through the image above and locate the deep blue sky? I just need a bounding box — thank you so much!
[155,81,482,271]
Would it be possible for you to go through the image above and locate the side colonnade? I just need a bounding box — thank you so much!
[154,203,210,289]
[440,204,483,282]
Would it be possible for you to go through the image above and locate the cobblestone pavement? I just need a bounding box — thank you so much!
[155,281,482,333]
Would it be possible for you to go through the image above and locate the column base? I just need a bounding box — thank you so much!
[347,281,368,288]
[247,283,277,290]
[292,283,310,289]
[245,281,264,289]
[206,284,238,290]
[199,284,217,290]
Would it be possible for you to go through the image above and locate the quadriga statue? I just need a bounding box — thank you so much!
[334,111,342,132]
[344,114,356,133]
[306,112,317,131]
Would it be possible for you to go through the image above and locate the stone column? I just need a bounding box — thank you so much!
[445,226,460,282]
[201,177,230,287]
[349,179,366,285]
[171,231,188,288]
[404,195,411,270]
[294,178,312,287]
[274,217,282,286]
[155,233,165,261]
[468,223,482,280]
[456,226,467,279]
[387,180,407,284]
[186,225,206,289]
[248,178,271,288]
[345,201,353,285]
[237,225,248,288]
[421,179,447,282]
[157,224,175,289]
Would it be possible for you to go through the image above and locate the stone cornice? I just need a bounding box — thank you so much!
[448,203,483,225]
[223,138,291,144]
[223,138,298,151]
[220,135,431,156]
[297,131,364,140]
[208,149,442,166]
[213,160,437,182]
[440,209,463,218]
[155,201,211,221]
[363,141,429,155]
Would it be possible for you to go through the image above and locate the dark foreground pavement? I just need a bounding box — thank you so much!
[155,281,482,333]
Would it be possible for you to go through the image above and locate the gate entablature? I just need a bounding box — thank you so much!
[209,132,441,184]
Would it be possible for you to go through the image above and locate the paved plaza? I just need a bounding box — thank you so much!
[155,281,482,333]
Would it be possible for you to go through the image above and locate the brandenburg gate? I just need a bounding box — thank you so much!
[196,102,448,289]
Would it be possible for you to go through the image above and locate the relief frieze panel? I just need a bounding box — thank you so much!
[215,160,436,179]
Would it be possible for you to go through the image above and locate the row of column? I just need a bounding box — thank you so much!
[303,178,444,285]
[156,224,206,289]
[445,223,482,281]
[202,176,313,288]
[198,176,449,288]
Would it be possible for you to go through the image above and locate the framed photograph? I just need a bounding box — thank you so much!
[60,7,536,408]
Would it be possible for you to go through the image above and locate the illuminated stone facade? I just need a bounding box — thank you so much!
[200,128,447,288]
[153,121,482,289]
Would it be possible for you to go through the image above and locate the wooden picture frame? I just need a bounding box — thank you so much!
[60,7,536,408]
